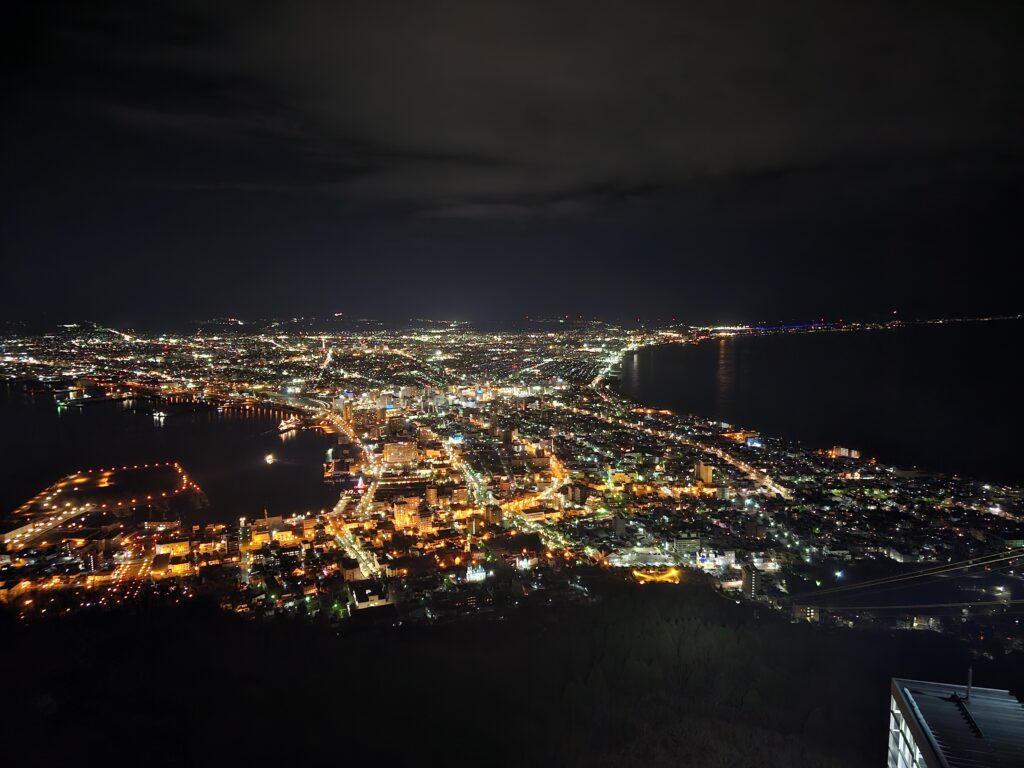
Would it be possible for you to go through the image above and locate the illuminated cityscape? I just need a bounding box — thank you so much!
[6,1,1024,765]
[2,318,1021,640]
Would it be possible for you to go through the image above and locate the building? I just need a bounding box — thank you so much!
[155,537,191,557]
[340,557,362,581]
[694,461,713,485]
[484,504,503,526]
[888,677,1024,768]
[830,445,861,460]
[392,496,421,529]
[414,508,434,534]
[382,441,418,467]
[672,533,701,558]
[740,564,762,599]
[0,578,33,605]
[271,527,298,545]
[167,555,193,576]
[521,506,561,523]
[350,581,392,611]
[792,604,819,623]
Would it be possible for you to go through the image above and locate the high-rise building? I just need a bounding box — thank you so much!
[392,497,421,530]
[740,564,762,599]
[888,677,1024,768]
[694,461,713,485]
[414,508,434,534]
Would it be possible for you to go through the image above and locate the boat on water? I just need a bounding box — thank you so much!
[278,415,302,433]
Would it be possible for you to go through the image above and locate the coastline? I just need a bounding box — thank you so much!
[605,318,1024,484]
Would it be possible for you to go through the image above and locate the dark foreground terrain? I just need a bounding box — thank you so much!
[3,574,1022,767]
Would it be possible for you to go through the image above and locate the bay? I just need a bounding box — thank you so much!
[618,320,1024,483]
[0,385,338,523]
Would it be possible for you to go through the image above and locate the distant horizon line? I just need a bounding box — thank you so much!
[1,311,1022,335]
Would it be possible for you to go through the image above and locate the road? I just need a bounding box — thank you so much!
[318,407,381,578]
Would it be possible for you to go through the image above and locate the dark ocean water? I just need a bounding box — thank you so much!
[0,386,338,522]
[619,320,1024,484]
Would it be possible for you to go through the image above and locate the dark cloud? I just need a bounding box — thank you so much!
[202,1,1024,208]
[2,0,1022,325]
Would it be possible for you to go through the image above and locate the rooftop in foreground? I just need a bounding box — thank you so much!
[891,677,1024,768]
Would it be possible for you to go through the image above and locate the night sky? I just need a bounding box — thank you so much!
[4,1,1023,328]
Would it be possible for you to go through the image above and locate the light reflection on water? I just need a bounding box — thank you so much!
[715,337,735,416]
[628,350,640,391]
